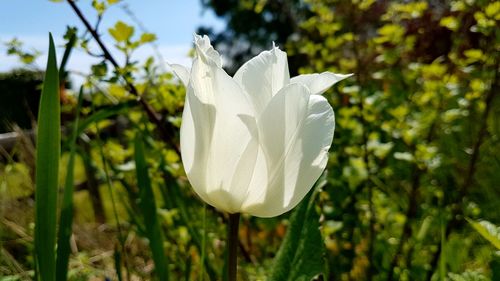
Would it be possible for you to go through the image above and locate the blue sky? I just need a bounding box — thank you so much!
[0,0,225,82]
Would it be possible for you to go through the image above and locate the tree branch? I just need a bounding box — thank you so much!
[66,0,180,156]
[426,59,498,281]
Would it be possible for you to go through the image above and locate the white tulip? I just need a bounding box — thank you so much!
[170,34,351,217]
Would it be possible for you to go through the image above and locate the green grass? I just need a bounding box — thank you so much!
[135,134,169,280]
[55,88,84,281]
[34,33,60,281]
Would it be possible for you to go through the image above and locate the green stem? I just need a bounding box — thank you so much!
[227,213,240,281]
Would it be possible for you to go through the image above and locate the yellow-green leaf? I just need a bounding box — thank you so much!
[440,16,459,31]
[467,218,500,250]
[140,33,157,44]
[92,0,106,15]
[464,49,484,63]
[109,21,135,42]
[485,1,500,19]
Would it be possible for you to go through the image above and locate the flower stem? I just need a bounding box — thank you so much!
[227,213,240,281]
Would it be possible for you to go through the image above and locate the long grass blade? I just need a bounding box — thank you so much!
[59,30,77,83]
[92,101,131,280]
[34,33,60,281]
[114,246,124,281]
[440,212,446,281]
[134,134,169,281]
[159,166,217,280]
[55,88,84,281]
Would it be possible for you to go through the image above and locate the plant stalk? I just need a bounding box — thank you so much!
[227,213,240,281]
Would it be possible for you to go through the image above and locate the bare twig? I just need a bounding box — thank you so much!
[350,5,375,278]
[66,0,180,156]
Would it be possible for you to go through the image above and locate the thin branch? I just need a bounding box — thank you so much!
[358,95,376,281]
[426,58,498,281]
[66,0,180,156]
[387,165,421,281]
[347,4,377,279]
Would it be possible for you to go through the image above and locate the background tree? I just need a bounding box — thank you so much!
[0,70,43,134]
[199,0,500,280]
[197,0,313,75]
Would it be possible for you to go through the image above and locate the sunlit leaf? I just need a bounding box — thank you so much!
[109,21,135,42]
[467,218,500,250]
[92,0,106,15]
[140,33,157,43]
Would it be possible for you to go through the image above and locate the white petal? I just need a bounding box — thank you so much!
[240,83,307,216]
[242,85,335,217]
[233,45,290,115]
[180,84,215,206]
[291,72,353,95]
[169,63,190,86]
[183,55,256,213]
[194,34,222,68]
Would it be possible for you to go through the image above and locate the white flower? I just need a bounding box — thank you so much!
[170,34,351,217]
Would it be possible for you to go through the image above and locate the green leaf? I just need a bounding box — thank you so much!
[92,0,106,15]
[492,252,500,281]
[55,88,84,281]
[467,218,500,250]
[140,33,157,44]
[159,165,218,280]
[448,270,489,281]
[269,178,326,281]
[109,21,135,42]
[77,100,136,135]
[21,54,36,64]
[5,37,41,65]
[59,27,77,83]
[34,33,60,281]
[114,247,124,281]
[440,16,459,31]
[463,49,484,63]
[134,134,169,281]
[91,61,108,78]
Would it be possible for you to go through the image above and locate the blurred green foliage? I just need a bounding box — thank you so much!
[200,0,500,280]
[1,0,499,280]
[5,38,41,65]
